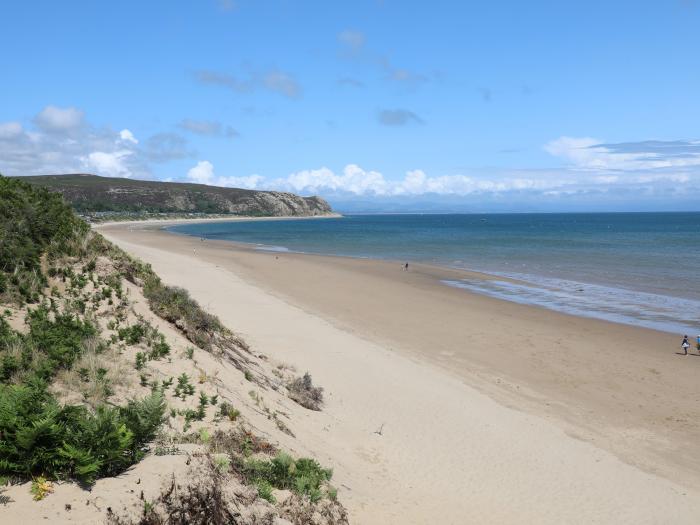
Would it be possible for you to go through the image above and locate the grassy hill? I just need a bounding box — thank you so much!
[17,174,333,217]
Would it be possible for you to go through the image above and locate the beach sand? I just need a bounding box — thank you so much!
[97,220,700,524]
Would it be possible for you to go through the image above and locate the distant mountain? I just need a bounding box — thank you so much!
[16,174,333,217]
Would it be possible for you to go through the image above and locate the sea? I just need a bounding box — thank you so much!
[168,213,700,335]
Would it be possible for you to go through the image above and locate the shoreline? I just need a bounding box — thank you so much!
[96,219,700,523]
[162,218,693,335]
[93,213,342,228]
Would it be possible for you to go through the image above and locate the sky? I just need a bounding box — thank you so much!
[1,0,700,212]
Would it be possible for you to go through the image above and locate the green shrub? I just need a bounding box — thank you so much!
[148,337,170,360]
[135,352,147,370]
[197,391,208,419]
[0,176,88,303]
[255,480,275,503]
[0,306,97,383]
[174,373,195,399]
[239,452,333,501]
[118,323,146,345]
[0,384,165,484]
[217,402,240,422]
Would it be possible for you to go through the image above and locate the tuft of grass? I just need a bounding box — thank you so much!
[213,455,230,473]
[327,485,338,501]
[198,427,211,444]
[217,402,240,422]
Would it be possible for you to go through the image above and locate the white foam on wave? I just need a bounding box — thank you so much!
[442,274,700,335]
[254,244,290,253]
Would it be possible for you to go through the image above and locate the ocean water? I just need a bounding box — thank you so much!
[169,213,700,334]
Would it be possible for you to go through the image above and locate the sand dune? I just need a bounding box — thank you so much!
[98,220,700,524]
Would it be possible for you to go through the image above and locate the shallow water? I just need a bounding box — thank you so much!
[169,213,700,334]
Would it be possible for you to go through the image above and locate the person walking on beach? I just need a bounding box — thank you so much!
[681,335,690,355]
[403,262,409,271]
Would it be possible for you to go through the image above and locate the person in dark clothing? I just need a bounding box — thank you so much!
[681,335,690,355]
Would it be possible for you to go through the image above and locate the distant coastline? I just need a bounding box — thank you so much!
[91,212,343,228]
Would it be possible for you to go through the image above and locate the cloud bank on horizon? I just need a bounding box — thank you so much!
[1,0,699,211]
[1,104,699,210]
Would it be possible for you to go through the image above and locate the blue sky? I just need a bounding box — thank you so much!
[2,0,700,211]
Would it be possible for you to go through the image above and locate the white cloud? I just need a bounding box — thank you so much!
[0,106,188,178]
[119,129,138,144]
[187,160,215,184]
[279,164,388,195]
[34,105,84,132]
[275,165,564,196]
[0,121,23,139]
[82,150,134,178]
[181,163,574,197]
[185,161,697,204]
[186,160,263,189]
[221,174,264,189]
[545,136,700,171]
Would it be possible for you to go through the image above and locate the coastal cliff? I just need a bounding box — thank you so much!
[17,174,333,217]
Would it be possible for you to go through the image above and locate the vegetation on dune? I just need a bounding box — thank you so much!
[0,176,88,304]
[85,231,250,359]
[0,385,164,483]
[240,452,334,504]
[142,281,226,351]
[0,174,344,523]
[0,175,165,485]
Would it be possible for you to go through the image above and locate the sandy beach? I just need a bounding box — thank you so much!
[97,219,700,524]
